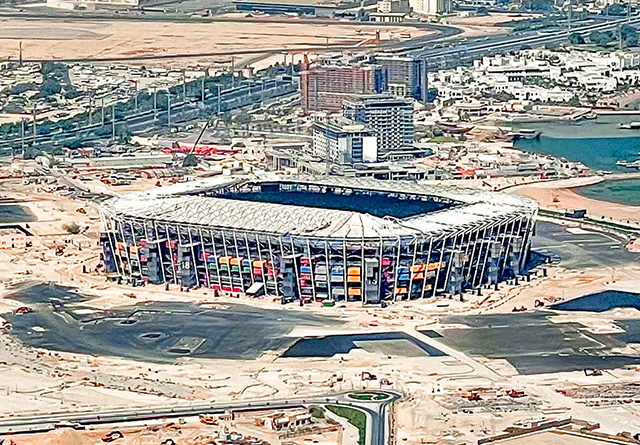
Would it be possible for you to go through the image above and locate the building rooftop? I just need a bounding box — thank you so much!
[101,174,537,240]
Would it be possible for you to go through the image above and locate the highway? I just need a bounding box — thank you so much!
[0,391,401,445]
[0,77,297,152]
[401,15,640,69]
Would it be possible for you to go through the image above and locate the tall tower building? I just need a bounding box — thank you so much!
[342,94,414,157]
[372,54,423,100]
[409,0,451,15]
[301,60,388,113]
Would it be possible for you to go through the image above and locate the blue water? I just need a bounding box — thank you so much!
[513,117,640,205]
[516,135,640,171]
[551,290,640,312]
[575,179,640,206]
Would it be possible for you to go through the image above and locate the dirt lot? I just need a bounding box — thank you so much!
[0,17,434,66]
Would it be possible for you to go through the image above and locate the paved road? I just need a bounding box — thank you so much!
[0,78,296,152]
[0,391,401,445]
[533,220,639,269]
[401,16,640,69]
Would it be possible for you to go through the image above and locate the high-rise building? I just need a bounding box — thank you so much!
[409,0,451,15]
[301,58,388,113]
[312,119,378,164]
[342,94,414,157]
[373,54,423,100]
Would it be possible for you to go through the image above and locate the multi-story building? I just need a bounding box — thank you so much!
[373,54,423,100]
[410,0,451,14]
[301,58,388,113]
[342,94,414,158]
[312,119,378,164]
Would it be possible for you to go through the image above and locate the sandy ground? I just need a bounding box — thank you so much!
[0,17,434,67]
[444,13,534,38]
[3,170,640,444]
[509,177,640,227]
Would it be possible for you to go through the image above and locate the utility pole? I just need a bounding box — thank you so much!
[32,106,36,143]
[101,97,105,127]
[88,93,93,126]
[201,75,205,102]
[567,2,572,33]
[619,23,623,50]
[422,58,428,107]
[19,41,23,66]
[182,69,187,104]
[20,119,25,153]
[111,104,116,140]
[217,85,221,114]
[153,88,157,114]
[167,91,172,127]
[232,57,236,88]
[133,80,138,112]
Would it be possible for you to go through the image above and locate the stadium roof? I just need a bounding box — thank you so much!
[101,174,537,240]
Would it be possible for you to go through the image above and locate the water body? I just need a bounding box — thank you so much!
[513,116,640,171]
[574,178,640,206]
[513,115,640,205]
[551,290,640,312]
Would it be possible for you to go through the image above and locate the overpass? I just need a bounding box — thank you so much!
[0,391,401,445]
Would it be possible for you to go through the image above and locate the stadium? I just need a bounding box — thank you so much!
[99,175,538,304]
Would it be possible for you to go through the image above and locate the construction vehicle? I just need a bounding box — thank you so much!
[199,414,218,425]
[467,392,481,401]
[164,422,181,431]
[14,307,32,315]
[101,430,124,442]
[506,389,525,398]
[361,371,377,381]
[584,368,603,376]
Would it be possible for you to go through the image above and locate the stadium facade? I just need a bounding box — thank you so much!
[99,175,537,304]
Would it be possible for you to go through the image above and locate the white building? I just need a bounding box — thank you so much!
[410,0,451,15]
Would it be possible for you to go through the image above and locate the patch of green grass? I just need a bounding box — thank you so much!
[327,405,366,444]
[348,392,389,401]
[310,405,325,419]
[428,135,458,143]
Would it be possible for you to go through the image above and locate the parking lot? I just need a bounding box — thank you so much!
[532,221,639,269]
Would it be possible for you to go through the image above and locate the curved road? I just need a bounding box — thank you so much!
[0,391,402,445]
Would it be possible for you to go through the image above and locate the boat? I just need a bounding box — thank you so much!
[616,159,640,169]
[510,129,541,140]
[619,122,640,129]
[436,122,473,134]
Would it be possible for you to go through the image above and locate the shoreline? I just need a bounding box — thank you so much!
[509,178,640,228]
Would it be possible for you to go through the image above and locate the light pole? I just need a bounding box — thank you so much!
[217,85,221,114]
[132,80,138,112]
[20,119,25,152]
[182,69,187,104]
[201,74,205,103]
[32,105,36,143]
[153,87,157,114]
[111,104,116,140]
[167,90,172,127]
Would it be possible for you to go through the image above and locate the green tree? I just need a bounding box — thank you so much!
[38,77,62,98]
[569,94,581,107]
[569,32,585,45]
[589,30,614,47]
[622,24,638,46]
[603,3,626,15]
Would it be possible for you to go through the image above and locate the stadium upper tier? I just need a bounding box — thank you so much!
[101,175,538,240]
